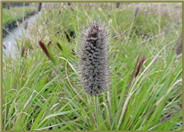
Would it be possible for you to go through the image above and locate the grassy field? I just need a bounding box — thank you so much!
[2,3,182,130]
[2,5,38,25]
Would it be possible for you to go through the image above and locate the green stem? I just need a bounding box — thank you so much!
[94,96,99,129]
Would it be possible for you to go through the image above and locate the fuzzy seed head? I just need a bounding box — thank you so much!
[78,23,108,96]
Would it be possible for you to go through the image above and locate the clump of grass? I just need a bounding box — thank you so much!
[2,3,182,131]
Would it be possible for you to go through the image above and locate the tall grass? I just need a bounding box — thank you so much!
[2,3,182,130]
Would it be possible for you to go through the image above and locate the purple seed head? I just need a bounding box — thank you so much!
[134,56,146,77]
[38,40,51,59]
[134,7,139,20]
[47,40,52,46]
[21,45,25,57]
[78,23,108,96]
[175,35,182,55]
[56,42,63,51]
[3,44,6,49]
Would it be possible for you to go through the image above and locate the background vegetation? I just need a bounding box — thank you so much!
[2,3,182,130]
[3,5,38,25]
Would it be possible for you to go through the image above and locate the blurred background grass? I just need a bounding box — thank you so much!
[2,3,38,25]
